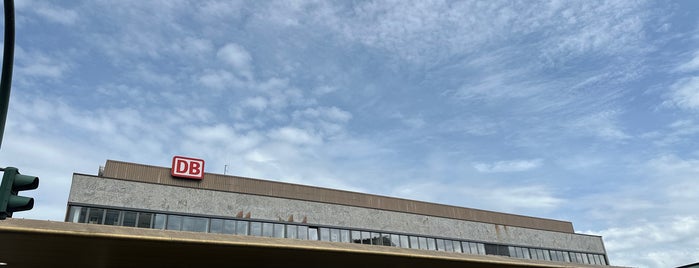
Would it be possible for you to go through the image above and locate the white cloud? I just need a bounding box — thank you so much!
[455,69,543,101]
[313,85,337,95]
[591,217,699,267]
[16,51,69,79]
[293,107,352,123]
[181,124,262,154]
[32,3,79,25]
[676,51,699,72]
[577,154,699,267]
[668,76,699,110]
[321,1,650,64]
[387,112,425,129]
[196,1,244,21]
[473,159,543,173]
[268,126,321,145]
[392,181,562,213]
[645,120,699,147]
[242,96,268,111]
[486,185,563,210]
[217,43,253,80]
[168,37,214,59]
[566,110,630,140]
[436,116,500,136]
[199,70,241,90]
[129,65,176,87]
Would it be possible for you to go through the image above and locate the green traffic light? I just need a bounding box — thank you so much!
[7,195,33,212]
[0,167,39,219]
[11,173,39,191]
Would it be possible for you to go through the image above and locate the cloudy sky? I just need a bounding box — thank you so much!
[2,0,699,266]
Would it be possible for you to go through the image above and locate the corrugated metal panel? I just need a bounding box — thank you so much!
[102,160,574,233]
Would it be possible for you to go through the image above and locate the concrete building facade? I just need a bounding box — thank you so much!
[65,160,609,266]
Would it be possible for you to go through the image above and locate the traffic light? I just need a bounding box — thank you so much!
[0,167,39,220]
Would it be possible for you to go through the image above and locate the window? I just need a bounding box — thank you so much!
[436,239,446,251]
[400,235,410,249]
[182,216,208,232]
[521,247,530,259]
[104,210,121,225]
[210,219,224,233]
[286,225,298,239]
[330,229,340,242]
[273,224,285,238]
[166,215,183,230]
[465,242,482,255]
[320,228,330,241]
[418,237,427,250]
[262,222,274,237]
[298,226,309,240]
[371,232,381,245]
[514,246,523,258]
[390,234,400,247]
[562,251,571,262]
[426,238,436,250]
[452,240,462,253]
[153,214,166,229]
[137,213,153,228]
[67,206,83,223]
[444,240,454,252]
[462,242,472,254]
[220,219,235,234]
[351,230,361,243]
[478,243,486,255]
[308,227,319,240]
[550,250,560,261]
[380,234,392,246]
[235,220,249,235]
[87,208,105,224]
[484,244,498,255]
[571,252,579,263]
[409,236,419,249]
[340,229,350,243]
[122,211,137,227]
[361,231,371,245]
[542,249,551,261]
[250,222,262,236]
[498,245,511,256]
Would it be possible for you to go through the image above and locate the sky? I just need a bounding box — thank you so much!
[1,0,699,266]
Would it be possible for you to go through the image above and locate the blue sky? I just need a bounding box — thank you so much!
[2,0,699,266]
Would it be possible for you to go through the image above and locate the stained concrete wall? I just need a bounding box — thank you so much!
[102,160,575,233]
[68,174,606,254]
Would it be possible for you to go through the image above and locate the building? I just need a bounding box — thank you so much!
[62,159,610,266]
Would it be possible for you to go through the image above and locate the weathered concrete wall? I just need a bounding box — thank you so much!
[68,174,606,254]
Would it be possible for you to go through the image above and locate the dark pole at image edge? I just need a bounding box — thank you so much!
[0,0,15,149]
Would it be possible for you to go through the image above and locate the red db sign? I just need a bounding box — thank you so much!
[171,156,205,180]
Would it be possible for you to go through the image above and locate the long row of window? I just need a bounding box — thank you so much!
[66,205,607,266]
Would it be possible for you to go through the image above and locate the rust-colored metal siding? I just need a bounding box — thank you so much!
[101,160,574,233]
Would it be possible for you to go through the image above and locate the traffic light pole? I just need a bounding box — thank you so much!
[0,1,36,220]
[0,0,15,149]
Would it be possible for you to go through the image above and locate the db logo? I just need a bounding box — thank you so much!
[171,156,205,180]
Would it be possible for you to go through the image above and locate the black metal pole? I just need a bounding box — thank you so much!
[0,0,15,149]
